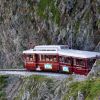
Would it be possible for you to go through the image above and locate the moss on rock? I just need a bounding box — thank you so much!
[0,75,8,99]
[63,78,100,100]
[37,0,60,25]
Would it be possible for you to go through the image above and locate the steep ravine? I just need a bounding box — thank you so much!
[0,0,100,68]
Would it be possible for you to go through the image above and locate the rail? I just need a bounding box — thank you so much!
[0,69,70,79]
[0,69,26,71]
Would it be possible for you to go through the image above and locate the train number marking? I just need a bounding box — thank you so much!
[45,64,52,69]
[63,66,69,72]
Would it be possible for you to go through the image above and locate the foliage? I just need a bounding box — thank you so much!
[96,60,100,66]
[96,19,100,28]
[84,10,91,23]
[74,20,80,33]
[14,75,54,100]
[63,78,100,100]
[0,75,8,99]
[0,16,4,24]
[37,0,60,25]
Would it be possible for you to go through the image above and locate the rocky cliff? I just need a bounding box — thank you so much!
[0,1,100,100]
[0,73,99,100]
[0,0,100,68]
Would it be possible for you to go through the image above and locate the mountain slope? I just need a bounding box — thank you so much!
[0,0,100,68]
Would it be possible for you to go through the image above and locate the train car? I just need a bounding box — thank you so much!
[23,45,68,71]
[22,45,100,75]
[59,49,100,75]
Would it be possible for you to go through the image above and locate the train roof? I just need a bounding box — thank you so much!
[23,45,68,55]
[23,49,58,54]
[59,49,100,58]
[34,45,68,51]
[23,45,100,58]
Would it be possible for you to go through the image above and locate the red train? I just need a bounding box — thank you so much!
[22,45,100,75]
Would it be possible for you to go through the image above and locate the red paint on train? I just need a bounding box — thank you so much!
[22,45,100,75]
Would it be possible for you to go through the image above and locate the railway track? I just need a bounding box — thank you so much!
[0,69,70,79]
[0,69,86,81]
[0,69,26,71]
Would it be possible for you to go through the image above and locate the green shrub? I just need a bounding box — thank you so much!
[0,75,8,99]
[63,78,100,100]
[37,0,60,25]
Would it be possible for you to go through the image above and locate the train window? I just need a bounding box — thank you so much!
[45,55,53,62]
[26,55,33,62]
[65,57,71,64]
[59,57,62,62]
[40,55,51,62]
[42,55,45,61]
[40,55,45,61]
[59,56,71,64]
[45,55,49,61]
[62,57,65,62]
[33,55,35,61]
[59,57,65,63]
[49,56,53,61]
[32,54,35,61]
[29,55,33,61]
[39,55,42,61]
[74,59,85,67]
[30,58,33,61]
[53,56,57,62]
[40,55,57,62]
[26,56,30,61]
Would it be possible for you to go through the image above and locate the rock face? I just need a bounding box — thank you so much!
[4,75,100,100]
[5,75,69,100]
[77,91,84,100]
[0,0,100,68]
[88,59,100,78]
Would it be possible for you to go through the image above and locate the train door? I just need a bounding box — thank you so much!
[59,56,72,73]
[35,54,41,71]
[50,55,59,72]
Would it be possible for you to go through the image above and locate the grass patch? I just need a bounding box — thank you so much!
[96,19,100,28]
[0,16,4,23]
[96,60,100,66]
[37,0,60,25]
[84,10,91,23]
[63,78,100,100]
[74,20,80,33]
[14,75,54,100]
[0,75,8,99]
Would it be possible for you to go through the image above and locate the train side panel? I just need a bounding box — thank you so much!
[36,54,60,72]
[23,53,97,75]
[23,54,36,70]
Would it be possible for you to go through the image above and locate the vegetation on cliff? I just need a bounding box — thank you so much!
[14,75,61,100]
[37,0,60,25]
[64,78,100,100]
[11,75,100,100]
[0,75,8,100]
[0,0,100,68]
